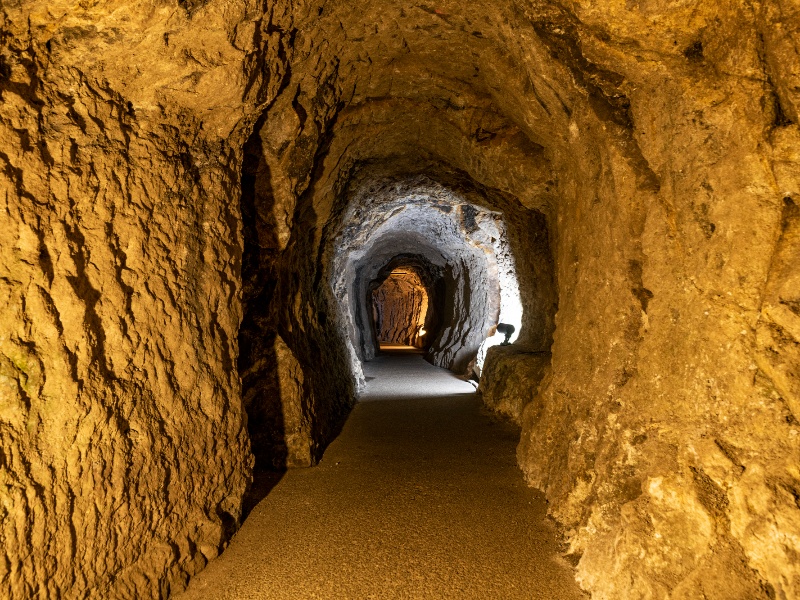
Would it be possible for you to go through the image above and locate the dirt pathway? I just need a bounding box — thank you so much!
[176,352,586,599]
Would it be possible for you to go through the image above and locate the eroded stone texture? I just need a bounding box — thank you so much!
[2,0,799,598]
[479,346,551,424]
[0,54,249,600]
[0,2,293,597]
[372,270,429,348]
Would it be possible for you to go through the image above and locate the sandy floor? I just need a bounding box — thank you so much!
[176,351,586,599]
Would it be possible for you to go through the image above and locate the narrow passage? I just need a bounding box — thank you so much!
[177,351,586,599]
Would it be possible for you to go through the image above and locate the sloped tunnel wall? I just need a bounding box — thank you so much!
[1,1,799,599]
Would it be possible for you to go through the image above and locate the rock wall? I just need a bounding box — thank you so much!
[479,347,551,423]
[0,1,307,597]
[372,270,429,348]
[510,4,800,598]
[0,11,255,597]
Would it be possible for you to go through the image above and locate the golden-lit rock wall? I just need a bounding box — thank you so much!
[372,271,428,348]
[0,3,280,596]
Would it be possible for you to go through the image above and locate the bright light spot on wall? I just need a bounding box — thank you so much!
[474,218,523,375]
[477,296,523,368]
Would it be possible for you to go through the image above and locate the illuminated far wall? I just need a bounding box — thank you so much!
[372,268,430,348]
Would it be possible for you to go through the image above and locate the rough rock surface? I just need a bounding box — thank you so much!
[372,270,429,348]
[240,333,314,470]
[1,0,799,599]
[479,346,551,424]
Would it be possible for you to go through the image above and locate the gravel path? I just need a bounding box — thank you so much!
[176,352,586,600]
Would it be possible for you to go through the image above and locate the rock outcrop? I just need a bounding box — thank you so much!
[1,0,798,599]
[479,346,551,424]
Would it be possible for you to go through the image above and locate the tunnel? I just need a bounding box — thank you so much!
[1,1,799,599]
[329,176,532,385]
[370,262,433,351]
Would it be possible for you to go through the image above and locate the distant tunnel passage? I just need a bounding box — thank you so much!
[372,268,430,349]
[329,181,543,389]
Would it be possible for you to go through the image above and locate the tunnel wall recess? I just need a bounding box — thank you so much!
[1,1,799,599]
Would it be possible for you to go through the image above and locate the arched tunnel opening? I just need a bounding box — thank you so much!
[236,124,556,505]
[3,2,799,599]
[370,261,436,352]
[329,176,551,388]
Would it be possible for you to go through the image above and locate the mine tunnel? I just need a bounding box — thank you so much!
[2,1,799,599]
[370,265,432,351]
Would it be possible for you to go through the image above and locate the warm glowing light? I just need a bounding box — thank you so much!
[419,327,427,336]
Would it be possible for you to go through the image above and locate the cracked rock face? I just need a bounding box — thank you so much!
[1,0,799,599]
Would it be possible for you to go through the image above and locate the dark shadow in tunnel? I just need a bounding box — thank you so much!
[237,120,287,520]
[237,330,286,519]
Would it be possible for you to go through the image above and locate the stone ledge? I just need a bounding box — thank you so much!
[478,346,552,424]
